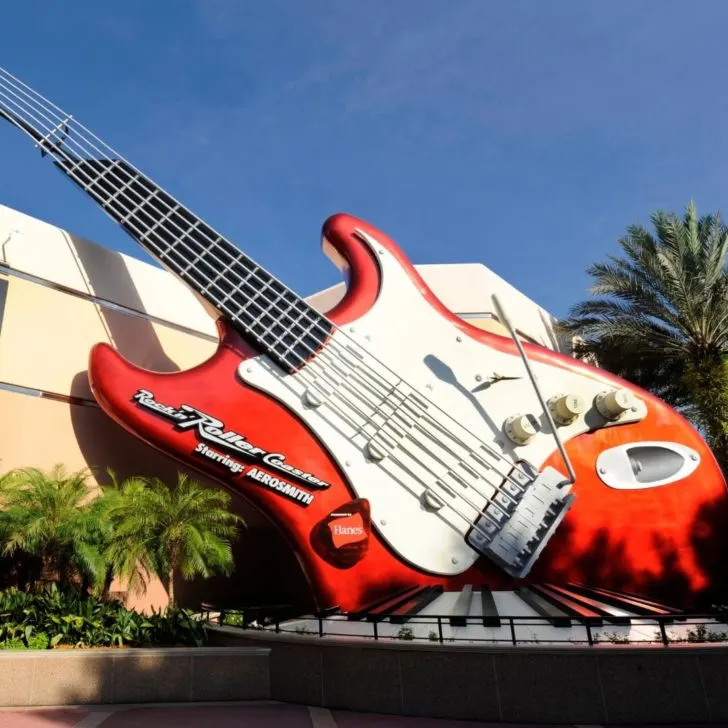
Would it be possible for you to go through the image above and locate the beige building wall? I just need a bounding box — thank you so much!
[0,204,571,612]
[307,262,571,352]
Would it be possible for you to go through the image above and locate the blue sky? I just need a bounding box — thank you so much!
[1,0,727,318]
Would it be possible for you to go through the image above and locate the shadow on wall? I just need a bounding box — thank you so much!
[68,372,311,612]
[530,493,728,608]
[65,237,311,611]
[65,231,179,378]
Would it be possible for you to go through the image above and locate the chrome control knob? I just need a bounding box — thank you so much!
[595,388,637,420]
[504,414,540,445]
[548,393,586,425]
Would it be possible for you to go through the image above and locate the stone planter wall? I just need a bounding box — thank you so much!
[208,626,728,725]
[0,646,270,707]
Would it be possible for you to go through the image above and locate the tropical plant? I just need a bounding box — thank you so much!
[102,473,242,608]
[0,468,18,500]
[0,465,105,590]
[220,610,245,627]
[91,470,150,599]
[0,585,205,648]
[559,201,728,470]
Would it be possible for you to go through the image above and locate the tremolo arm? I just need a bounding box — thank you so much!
[465,296,577,578]
[297,332,575,579]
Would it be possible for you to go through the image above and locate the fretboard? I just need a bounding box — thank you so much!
[55,157,332,372]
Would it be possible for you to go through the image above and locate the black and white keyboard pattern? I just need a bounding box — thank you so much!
[275,583,725,645]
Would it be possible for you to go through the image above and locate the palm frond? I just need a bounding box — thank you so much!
[562,201,728,459]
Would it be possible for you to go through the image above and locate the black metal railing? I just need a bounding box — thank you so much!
[201,608,728,647]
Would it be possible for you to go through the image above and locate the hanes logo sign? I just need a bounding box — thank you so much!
[329,513,367,549]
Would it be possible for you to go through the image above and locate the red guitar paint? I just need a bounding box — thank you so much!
[86,213,727,610]
[2,67,726,612]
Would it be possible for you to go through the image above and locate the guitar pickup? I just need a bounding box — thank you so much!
[466,465,574,578]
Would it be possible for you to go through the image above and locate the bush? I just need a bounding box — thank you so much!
[0,586,206,649]
[685,623,728,643]
[594,631,629,644]
[0,633,50,650]
[221,611,245,627]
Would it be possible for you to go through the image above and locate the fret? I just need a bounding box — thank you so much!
[119,188,160,226]
[77,159,121,196]
[201,253,247,295]
[279,321,319,353]
[216,263,264,306]
[190,275,232,310]
[160,228,214,273]
[54,154,333,374]
[64,157,87,177]
[243,291,322,351]
[100,170,140,212]
[247,312,326,367]
[175,223,208,274]
[231,277,277,315]
[153,222,226,282]
[284,304,326,341]
[244,310,278,343]
[139,201,182,243]
[37,116,71,155]
[269,313,316,350]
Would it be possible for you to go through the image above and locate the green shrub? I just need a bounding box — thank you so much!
[0,631,49,650]
[0,586,205,649]
[684,623,728,643]
[594,631,630,644]
[394,626,415,641]
[0,638,26,650]
[221,611,244,627]
[26,632,50,649]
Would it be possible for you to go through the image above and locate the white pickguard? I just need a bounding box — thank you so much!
[238,231,647,576]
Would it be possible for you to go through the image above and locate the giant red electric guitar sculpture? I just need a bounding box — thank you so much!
[1,67,725,612]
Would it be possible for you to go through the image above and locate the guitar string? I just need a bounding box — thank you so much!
[0,72,555,555]
[0,67,536,485]
[0,68,535,498]
[0,68,538,477]
[0,75,540,556]
[0,72,542,542]
[0,74,541,543]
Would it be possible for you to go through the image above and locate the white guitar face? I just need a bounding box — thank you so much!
[237,230,680,577]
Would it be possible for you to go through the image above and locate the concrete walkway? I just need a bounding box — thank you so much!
[0,701,592,727]
[0,702,718,727]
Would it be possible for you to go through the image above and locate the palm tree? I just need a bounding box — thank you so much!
[0,468,19,504]
[102,473,242,608]
[559,201,728,470]
[0,465,105,590]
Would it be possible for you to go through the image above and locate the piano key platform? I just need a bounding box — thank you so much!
[266,583,728,646]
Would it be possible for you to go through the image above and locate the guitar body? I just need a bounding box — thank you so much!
[1,67,724,612]
[89,213,727,611]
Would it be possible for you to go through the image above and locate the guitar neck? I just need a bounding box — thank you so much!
[0,68,330,373]
[58,157,332,371]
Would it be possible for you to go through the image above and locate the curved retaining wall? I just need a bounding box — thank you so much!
[208,626,728,724]
[0,646,269,707]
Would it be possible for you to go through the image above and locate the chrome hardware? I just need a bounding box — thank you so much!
[491,295,576,485]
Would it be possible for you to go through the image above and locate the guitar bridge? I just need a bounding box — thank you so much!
[466,464,574,578]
